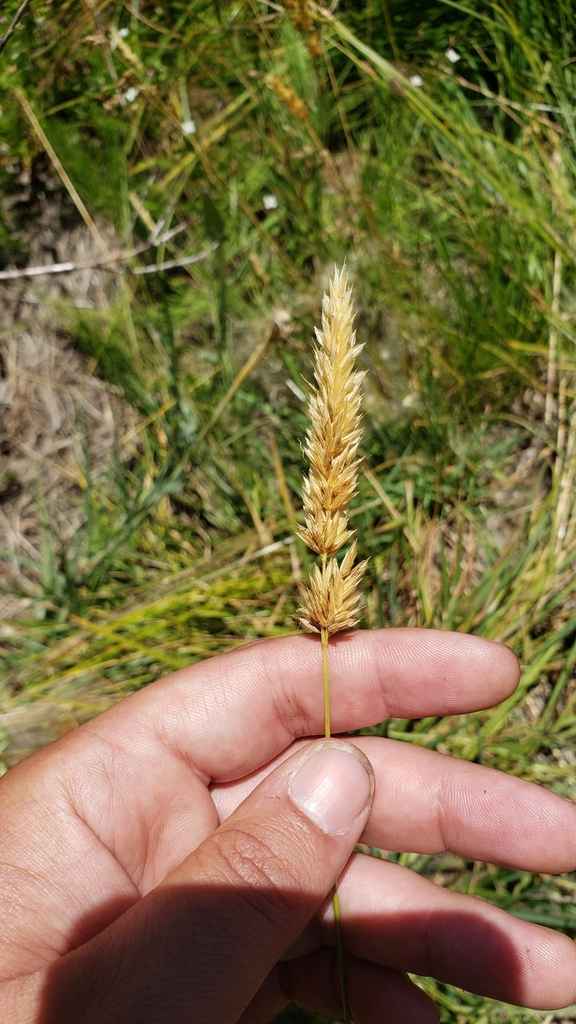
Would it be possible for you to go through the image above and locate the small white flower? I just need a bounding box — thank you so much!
[124,87,139,103]
[409,74,423,87]
[263,193,278,210]
[445,48,460,63]
[181,119,197,136]
[118,26,130,38]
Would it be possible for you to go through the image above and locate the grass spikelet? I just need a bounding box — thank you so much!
[299,265,368,634]
[302,539,366,633]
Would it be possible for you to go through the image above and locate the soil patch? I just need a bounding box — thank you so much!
[0,179,136,618]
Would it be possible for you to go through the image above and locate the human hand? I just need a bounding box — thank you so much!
[1,630,575,1023]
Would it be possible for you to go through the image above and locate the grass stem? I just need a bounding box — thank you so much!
[321,553,331,739]
[331,882,351,1024]
[321,630,330,741]
[321,566,351,1024]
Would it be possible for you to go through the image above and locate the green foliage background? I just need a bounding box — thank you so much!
[2,0,576,1019]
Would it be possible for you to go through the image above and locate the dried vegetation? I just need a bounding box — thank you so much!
[0,187,135,617]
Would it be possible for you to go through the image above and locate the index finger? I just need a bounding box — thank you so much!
[90,629,520,781]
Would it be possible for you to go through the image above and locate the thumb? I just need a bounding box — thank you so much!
[33,739,374,1024]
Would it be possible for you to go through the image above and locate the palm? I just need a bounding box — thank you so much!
[0,732,216,978]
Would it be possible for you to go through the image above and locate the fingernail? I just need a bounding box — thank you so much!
[288,741,374,836]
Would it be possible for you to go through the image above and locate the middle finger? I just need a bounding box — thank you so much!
[214,737,576,873]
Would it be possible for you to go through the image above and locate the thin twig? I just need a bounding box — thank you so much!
[0,224,191,281]
[126,245,217,275]
[0,0,31,56]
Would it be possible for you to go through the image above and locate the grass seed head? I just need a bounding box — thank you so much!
[299,541,368,632]
[298,265,367,633]
[299,265,365,554]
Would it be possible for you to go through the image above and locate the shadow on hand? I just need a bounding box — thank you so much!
[35,883,538,1024]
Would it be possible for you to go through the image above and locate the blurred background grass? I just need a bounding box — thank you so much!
[2,0,576,1018]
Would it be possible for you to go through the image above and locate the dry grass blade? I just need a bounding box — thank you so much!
[15,90,112,261]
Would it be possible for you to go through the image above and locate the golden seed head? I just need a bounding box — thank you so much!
[298,265,365,556]
[298,507,353,558]
[298,265,367,633]
[297,264,360,552]
[299,543,368,634]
